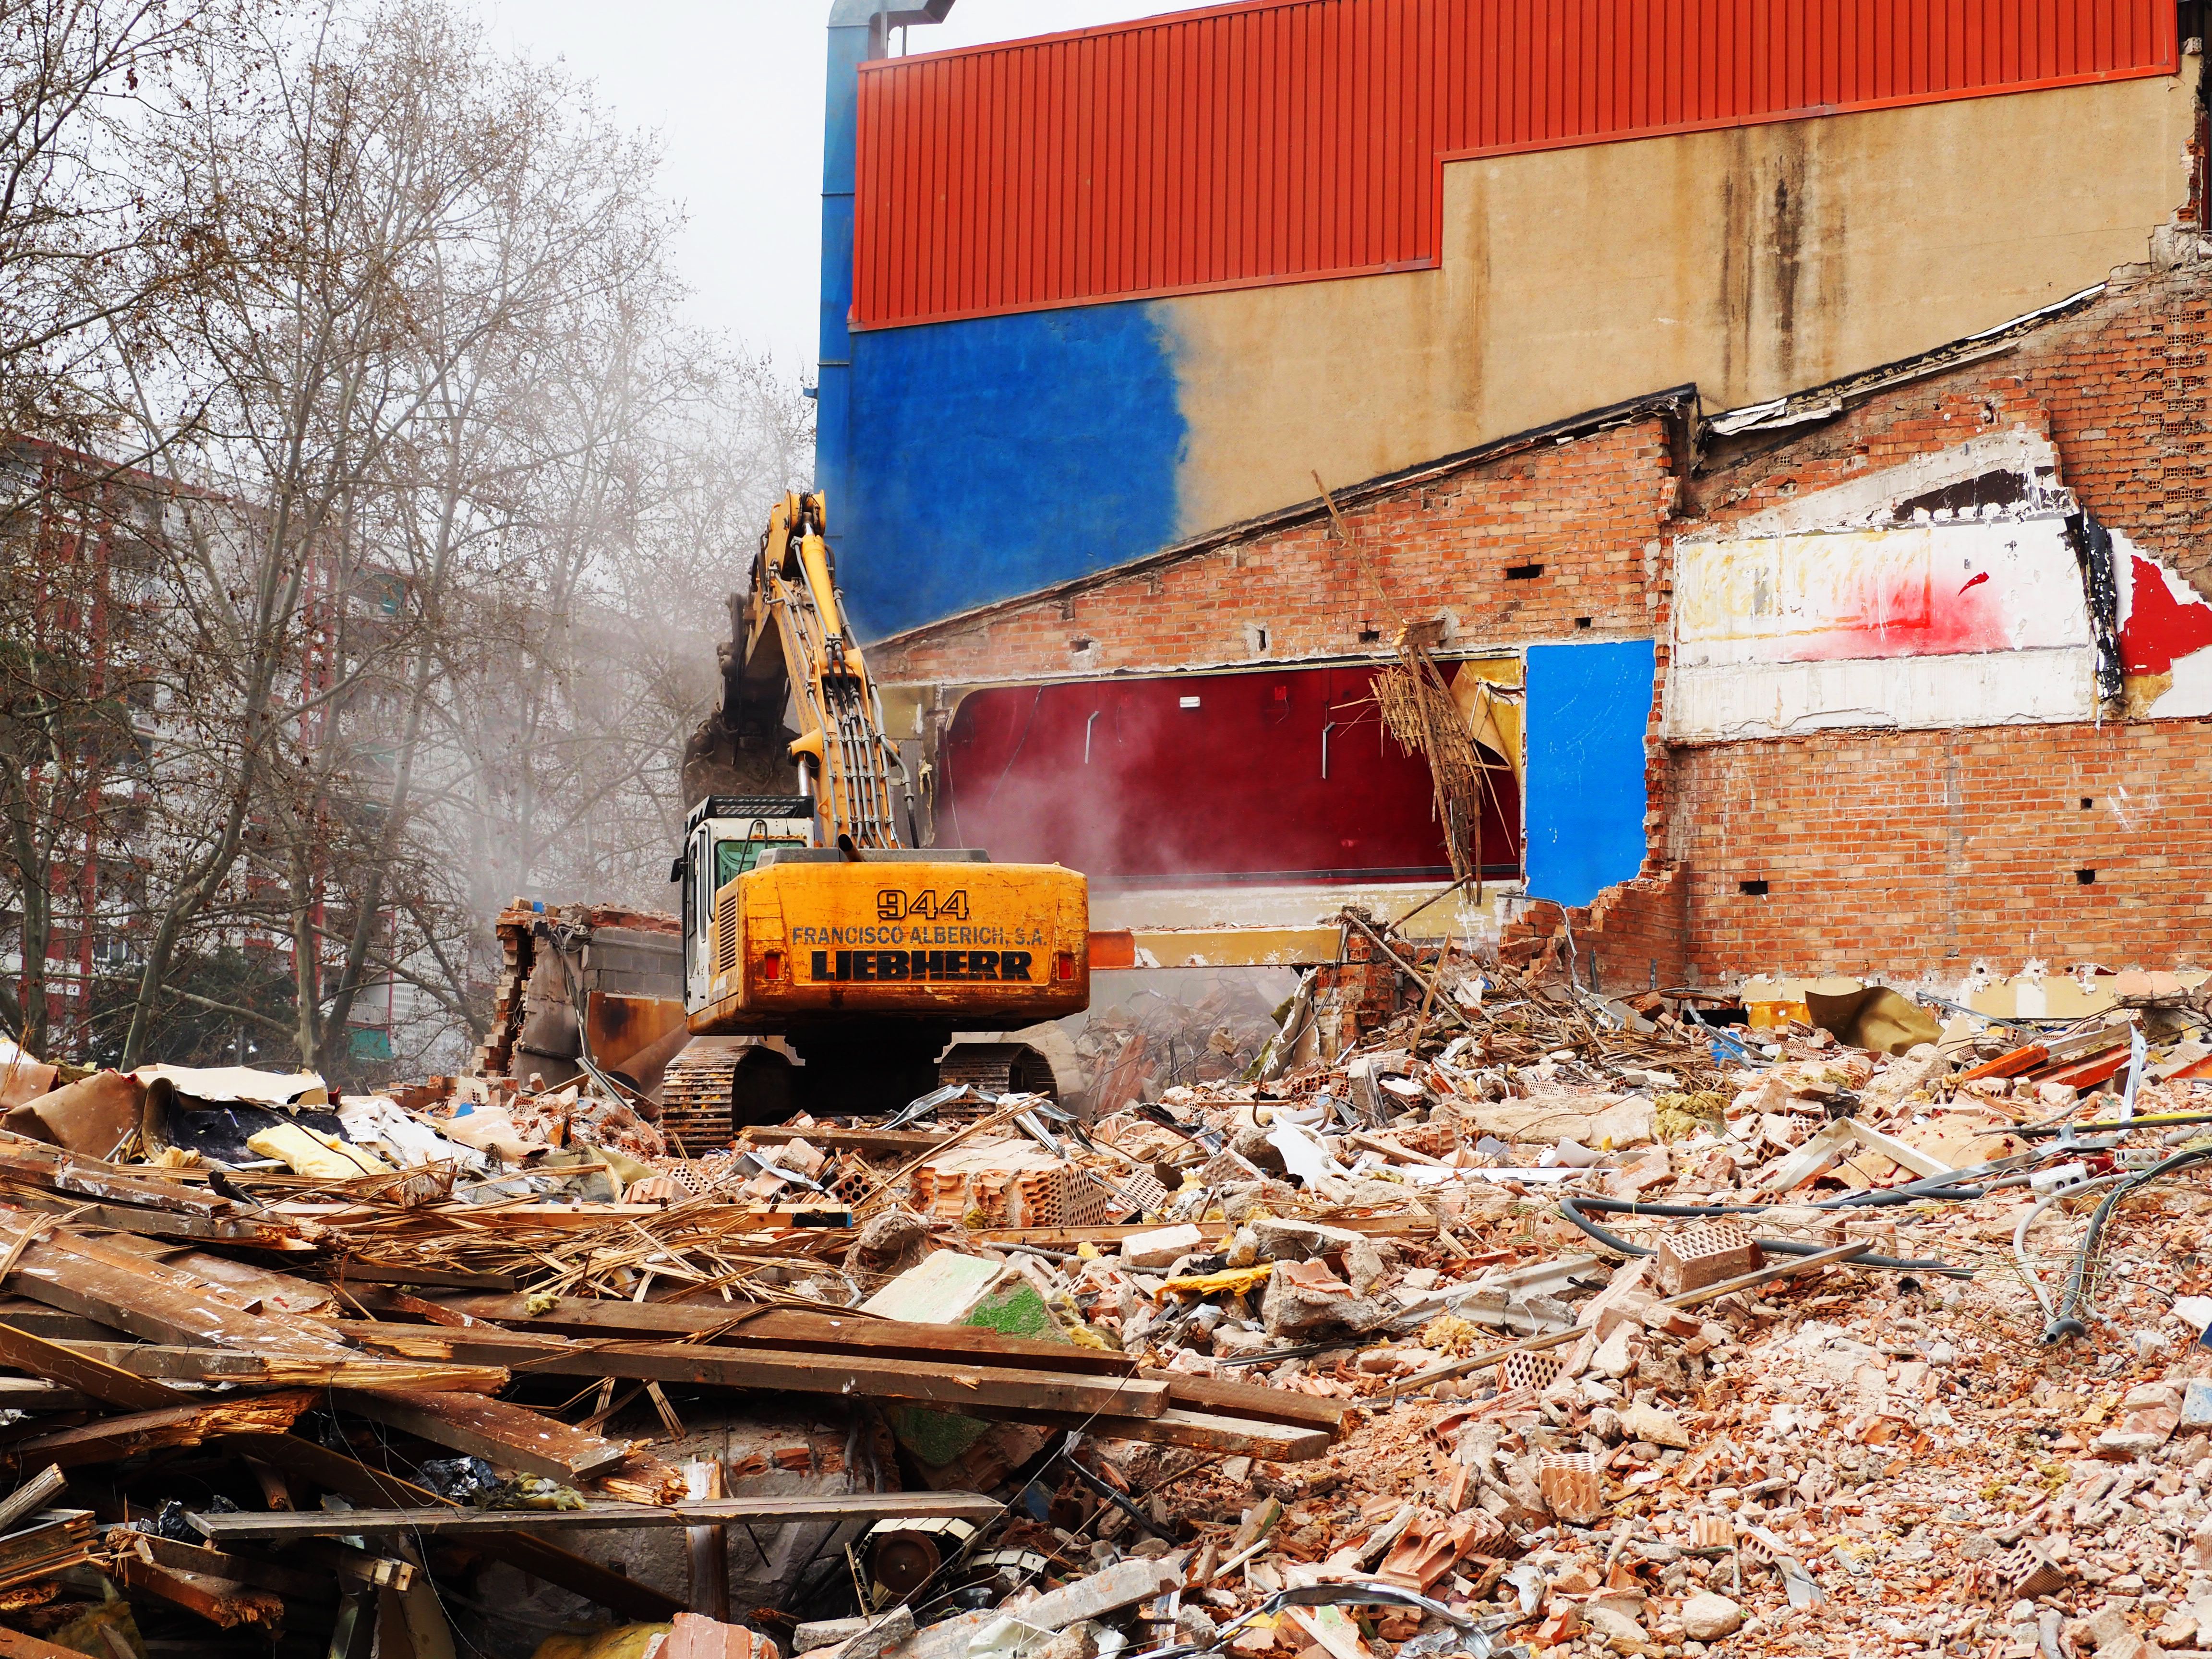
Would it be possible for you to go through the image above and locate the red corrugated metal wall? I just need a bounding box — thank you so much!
[852,0,2177,329]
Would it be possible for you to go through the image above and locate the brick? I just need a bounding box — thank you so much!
[1538,1451,1608,1524]
[1652,1222,1764,1296]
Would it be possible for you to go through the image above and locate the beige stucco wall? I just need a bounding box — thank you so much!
[1164,57,2203,537]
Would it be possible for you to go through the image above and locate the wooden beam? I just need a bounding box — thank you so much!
[353,1330,1170,1419]
[191,1492,1007,1542]
[433,1293,1136,1376]
[1002,1407,1331,1462]
[0,1224,356,1357]
[222,1433,457,1513]
[0,1392,313,1471]
[1142,1372,1351,1433]
[62,1343,507,1395]
[0,1467,66,1537]
[0,1322,189,1410]
[130,1533,331,1601]
[332,1389,629,1483]
[0,1625,91,1659]
[117,1540,285,1629]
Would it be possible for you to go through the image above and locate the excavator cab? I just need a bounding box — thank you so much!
[678,795,815,1012]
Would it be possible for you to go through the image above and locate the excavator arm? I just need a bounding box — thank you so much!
[740,492,912,850]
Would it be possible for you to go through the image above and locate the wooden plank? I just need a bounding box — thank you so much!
[993,1407,1331,1461]
[0,1191,300,1248]
[0,1322,189,1409]
[0,1380,86,1411]
[94,1234,339,1316]
[117,1541,285,1629]
[327,1262,521,1292]
[131,1533,331,1601]
[63,1343,508,1395]
[277,1203,850,1230]
[0,1468,66,1538]
[332,1389,628,1483]
[353,1330,1170,1419]
[0,1224,354,1357]
[0,1301,125,1342]
[1144,1371,1352,1432]
[434,1293,1138,1376]
[1,1392,313,1470]
[191,1491,1008,1541]
[0,1144,235,1216]
[0,1623,91,1659]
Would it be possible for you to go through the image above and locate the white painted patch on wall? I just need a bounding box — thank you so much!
[1667,647,2096,739]
[1674,516,2089,669]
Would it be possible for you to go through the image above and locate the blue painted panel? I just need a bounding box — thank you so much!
[1523,640,1655,908]
[843,302,1186,639]
[814,18,873,519]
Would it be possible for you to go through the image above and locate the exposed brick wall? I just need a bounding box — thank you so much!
[1685,262,2212,592]
[1668,719,2212,979]
[1652,259,2212,981]
[876,259,2212,986]
[875,417,1682,686]
[1500,865,1688,993]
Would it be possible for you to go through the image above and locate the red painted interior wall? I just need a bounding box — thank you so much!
[937,663,1521,886]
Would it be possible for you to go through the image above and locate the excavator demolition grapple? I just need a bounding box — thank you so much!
[671,492,1091,1121]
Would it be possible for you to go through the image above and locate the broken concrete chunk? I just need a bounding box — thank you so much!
[1119,1224,1204,1270]
[1250,1218,1364,1262]
[1680,1593,1744,1641]
[1618,1401,1693,1449]
[1022,1556,1183,1631]
[661,1613,782,1659]
[1260,1258,1395,1339]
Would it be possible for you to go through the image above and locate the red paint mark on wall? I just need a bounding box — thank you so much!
[2122,554,2212,674]
[1787,563,2015,661]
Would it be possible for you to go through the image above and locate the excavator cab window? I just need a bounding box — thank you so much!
[713,819,802,890]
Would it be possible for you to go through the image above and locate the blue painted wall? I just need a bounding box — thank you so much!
[815,11,874,527]
[841,303,1187,640]
[1522,641,1655,909]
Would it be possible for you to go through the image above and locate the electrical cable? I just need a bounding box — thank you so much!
[2011,1171,2130,1319]
[1556,1194,1970,1277]
[2043,1143,2212,1343]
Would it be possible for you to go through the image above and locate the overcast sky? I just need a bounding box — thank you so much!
[478,1,1191,369]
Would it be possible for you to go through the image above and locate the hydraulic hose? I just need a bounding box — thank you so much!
[2042,1144,2212,1343]
[1558,1194,1972,1278]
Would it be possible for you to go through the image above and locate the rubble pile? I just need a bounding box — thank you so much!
[1,933,2211,1659]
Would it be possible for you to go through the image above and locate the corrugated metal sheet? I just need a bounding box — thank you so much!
[852,0,2177,329]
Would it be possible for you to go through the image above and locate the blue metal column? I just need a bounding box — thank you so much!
[818,4,953,515]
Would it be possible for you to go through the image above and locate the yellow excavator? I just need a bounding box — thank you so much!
[676,491,1091,1115]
